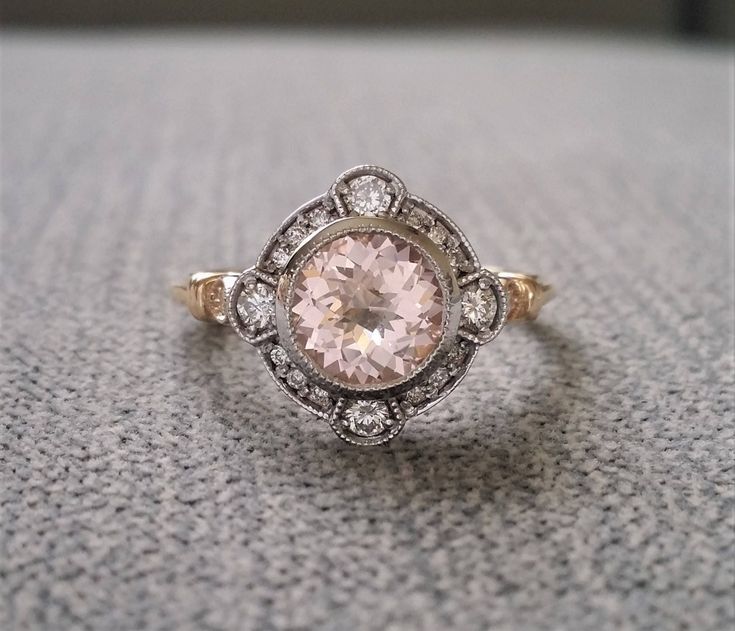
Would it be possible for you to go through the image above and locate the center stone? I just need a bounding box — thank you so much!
[290,231,445,387]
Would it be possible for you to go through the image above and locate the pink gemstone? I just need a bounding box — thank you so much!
[290,232,445,387]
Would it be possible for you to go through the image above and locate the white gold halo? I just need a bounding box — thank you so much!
[227,165,508,445]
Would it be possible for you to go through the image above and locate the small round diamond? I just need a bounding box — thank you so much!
[344,400,389,437]
[429,367,450,390]
[284,224,309,247]
[237,283,275,330]
[428,223,448,245]
[446,342,469,373]
[308,207,332,229]
[269,346,288,366]
[270,246,290,269]
[345,176,391,215]
[448,247,470,271]
[462,287,497,329]
[404,206,433,229]
[308,386,330,407]
[405,387,426,406]
[286,368,307,390]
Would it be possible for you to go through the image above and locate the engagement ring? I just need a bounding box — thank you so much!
[173,166,553,445]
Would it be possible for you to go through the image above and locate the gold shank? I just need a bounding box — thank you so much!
[172,268,553,325]
[490,268,554,322]
[170,271,239,324]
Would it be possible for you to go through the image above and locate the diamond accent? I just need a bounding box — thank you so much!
[428,223,448,245]
[462,287,498,329]
[404,206,433,229]
[308,386,330,407]
[269,346,288,366]
[429,367,450,390]
[405,387,427,406]
[286,368,307,390]
[270,246,290,269]
[446,342,469,373]
[237,283,275,330]
[344,400,389,437]
[308,207,332,229]
[345,176,392,215]
[284,224,309,247]
[290,231,445,387]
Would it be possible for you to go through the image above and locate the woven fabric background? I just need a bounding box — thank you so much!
[1,32,733,630]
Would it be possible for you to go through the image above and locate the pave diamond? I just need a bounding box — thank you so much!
[284,224,309,247]
[286,368,307,390]
[269,345,288,366]
[429,367,450,390]
[428,223,448,245]
[405,387,427,406]
[308,386,330,407]
[237,282,275,330]
[345,176,391,215]
[308,207,332,229]
[344,400,389,437]
[462,287,497,329]
[404,206,433,229]
[290,231,445,387]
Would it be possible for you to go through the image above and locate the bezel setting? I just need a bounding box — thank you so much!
[275,216,461,398]
[227,165,508,445]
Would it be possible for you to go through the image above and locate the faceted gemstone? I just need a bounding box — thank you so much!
[344,401,389,437]
[308,386,330,407]
[448,246,470,272]
[345,176,391,215]
[237,283,275,330]
[283,224,309,247]
[269,345,288,366]
[428,222,448,245]
[270,246,290,269]
[429,367,450,390]
[445,342,469,373]
[308,207,332,229]
[404,206,433,229]
[286,368,307,390]
[405,386,427,406]
[290,231,444,387]
[462,287,497,329]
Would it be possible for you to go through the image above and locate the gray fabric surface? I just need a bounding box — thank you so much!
[1,31,733,631]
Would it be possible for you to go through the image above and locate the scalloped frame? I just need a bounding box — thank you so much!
[227,165,508,445]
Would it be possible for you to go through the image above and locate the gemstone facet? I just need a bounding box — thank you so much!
[290,231,445,387]
[237,282,275,330]
[345,176,392,215]
[344,400,390,437]
[462,287,498,329]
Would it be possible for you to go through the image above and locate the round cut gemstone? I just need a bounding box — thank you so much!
[290,231,444,387]
[462,287,497,330]
[237,282,275,330]
[345,176,391,215]
[344,401,389,437]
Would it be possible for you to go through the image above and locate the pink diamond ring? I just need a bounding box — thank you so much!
[172,166,554,445]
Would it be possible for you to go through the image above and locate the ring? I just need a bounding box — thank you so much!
[173,165,554,445]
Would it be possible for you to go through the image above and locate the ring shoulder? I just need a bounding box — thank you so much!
[487,268,554,322]
[171,271,240,324]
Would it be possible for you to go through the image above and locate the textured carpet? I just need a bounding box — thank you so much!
[1,31,733,631]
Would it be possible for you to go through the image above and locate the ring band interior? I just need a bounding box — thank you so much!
[171,269,553,325]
